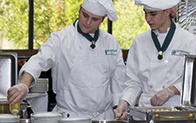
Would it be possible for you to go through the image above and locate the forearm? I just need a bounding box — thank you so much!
[150,86,179,106]
[20,72,34,88]
[168,85,180,95]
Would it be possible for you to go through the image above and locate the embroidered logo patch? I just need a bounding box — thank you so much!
[171,50,189,56]
[105,50,117,55]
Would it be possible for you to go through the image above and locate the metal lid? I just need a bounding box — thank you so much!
[31,112,63,118]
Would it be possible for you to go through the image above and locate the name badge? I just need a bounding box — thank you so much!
[105,50,117,55]
[171,50,189,56]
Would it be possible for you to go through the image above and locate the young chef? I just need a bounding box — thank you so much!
[115,0,196,119]
[7,0,125,120]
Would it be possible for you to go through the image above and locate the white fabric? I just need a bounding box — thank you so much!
[82,0,118,21]
[135,0,180,10]
[19,20,125,120]
[25,92,48,113]
[120,23,196,107]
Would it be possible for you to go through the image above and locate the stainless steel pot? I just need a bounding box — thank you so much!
[20,119,31,123]
[92,120,127,123]
[58,117,91,123]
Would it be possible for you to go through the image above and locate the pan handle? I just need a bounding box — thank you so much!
[154,113,195,120]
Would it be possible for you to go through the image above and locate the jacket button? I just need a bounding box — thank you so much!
[149,85,153,88]
[152,59,156,63]
[164,60,168,64]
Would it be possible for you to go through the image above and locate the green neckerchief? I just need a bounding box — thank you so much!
[73,18,99,49]
[151,19,176,60]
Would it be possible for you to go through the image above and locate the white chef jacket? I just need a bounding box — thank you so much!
[19,20,125,120]
[120,23,196,107]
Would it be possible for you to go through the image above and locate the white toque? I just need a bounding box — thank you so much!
[82,0,118,21]
[135,0,180,10]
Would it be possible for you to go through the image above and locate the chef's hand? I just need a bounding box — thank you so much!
[150,87,175,106]
[114,100,129,120]
[7,83,29,104]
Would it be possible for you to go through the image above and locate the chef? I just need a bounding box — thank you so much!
[7,0,125,120]
[115,0,196,119]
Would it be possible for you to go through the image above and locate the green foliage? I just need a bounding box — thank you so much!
[0,0,149,49]
[33,0,83,48]
[0,0,29,48]
[0,0,82,49]
[113,0,149,49]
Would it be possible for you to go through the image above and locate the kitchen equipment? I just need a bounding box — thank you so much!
[129,55,196,123]
[0,52,17,100]
[31,112,63,123]
[29,78,48,93]
[0,114,20,123]
[181,54,196,106]
[130,106,196,123]
[177,0,196,31]
[92,120,127,123]
[59,117,91,123]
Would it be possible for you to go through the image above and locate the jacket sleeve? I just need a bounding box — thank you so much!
[19,32,60,87]
[120,40,143,107]
[110,43,126,107]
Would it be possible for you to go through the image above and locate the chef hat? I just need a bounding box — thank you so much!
[135,0,180,10]
[82,0,118,21]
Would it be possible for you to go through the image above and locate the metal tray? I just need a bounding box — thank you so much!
[0,52,17,100]
[130,106,196,122]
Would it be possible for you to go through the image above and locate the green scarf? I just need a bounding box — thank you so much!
[73,18,99,49]
[151,19,176,60]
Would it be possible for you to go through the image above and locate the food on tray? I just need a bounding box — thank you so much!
[148,108,180,112]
